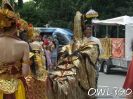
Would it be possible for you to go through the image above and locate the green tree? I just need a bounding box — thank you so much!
[92,0,133,19]
[18,0,92,28]
[10,0,15,5]
[18,0,133,29]
[18,1,45,26]
[18,0,23,8]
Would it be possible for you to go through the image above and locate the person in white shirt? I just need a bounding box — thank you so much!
[84,26,103,87]
[84,26,103,55]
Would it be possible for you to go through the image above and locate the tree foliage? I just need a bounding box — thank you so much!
[92,0,133,19]
[16,0,92,28]
[18,0,23,8]
[16,0,133,29]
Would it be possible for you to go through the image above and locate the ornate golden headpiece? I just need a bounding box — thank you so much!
[17,18,28,31]
[0,9,16,28]
[27,24,35,40]
[0,0,37,41]
[0,0,16,29]
[17,19,35,40]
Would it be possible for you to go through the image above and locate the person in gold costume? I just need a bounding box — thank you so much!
[16,17,48,99]
[16,10,48,98]
[23,25,48,99]
[47,11,99,99]
[0,1,30,99]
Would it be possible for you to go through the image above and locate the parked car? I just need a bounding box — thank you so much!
[35,27,73,45]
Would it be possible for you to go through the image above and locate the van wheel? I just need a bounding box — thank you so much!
[103,62,110,74]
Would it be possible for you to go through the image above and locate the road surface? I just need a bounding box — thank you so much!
[96,70,127,99]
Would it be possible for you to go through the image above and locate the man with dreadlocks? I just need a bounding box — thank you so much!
[47,11,99,99]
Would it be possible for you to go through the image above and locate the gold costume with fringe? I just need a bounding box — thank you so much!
[48,11,99,99]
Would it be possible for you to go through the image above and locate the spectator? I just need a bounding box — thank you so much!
[84,25,103,87]
[84,26,103,55]
[43,41,53,70]
[51,40,58,68]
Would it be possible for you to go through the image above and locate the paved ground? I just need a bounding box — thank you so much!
[97,70,127,99]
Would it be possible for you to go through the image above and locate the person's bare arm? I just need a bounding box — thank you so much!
[22,43,30,77]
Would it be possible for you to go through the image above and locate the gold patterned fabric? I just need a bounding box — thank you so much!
[48,39,99,99]
[26,76,47,99]
[0,61,22,94]
[0,78,18,94]
[99,38,112,59]
[0,60,27,99]
[33,52,47,81]
[26,50,48,99]
[0,79,26,99]
[47,10,99,99]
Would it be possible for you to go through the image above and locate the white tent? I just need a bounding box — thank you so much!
[92,15,133,61]
[92,15,133,25]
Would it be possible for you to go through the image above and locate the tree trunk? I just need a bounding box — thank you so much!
[18,0,23,8]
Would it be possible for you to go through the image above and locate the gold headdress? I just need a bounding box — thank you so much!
[27,24,35,40]
[17,19,35,40]
[0,0,36,41]
[17,18,28,31]
[86,9,98,18]
[0,0,16,29]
